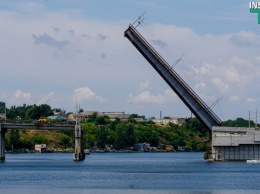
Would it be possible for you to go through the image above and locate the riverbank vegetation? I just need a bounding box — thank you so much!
[0,102,254,152]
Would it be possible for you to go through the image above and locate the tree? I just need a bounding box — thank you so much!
[26,104,53,119]
[125,123,135,147]
[9,129,20,151]
[87,112,98,122]
[222,118,252,127]
[96,125,108,149]
[0,102,5,113]
[115,123,127,149]
[95,115,110,125]
[7,104,34,119]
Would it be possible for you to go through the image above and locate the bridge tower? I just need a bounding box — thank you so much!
[124,23,222,160]
[73,124,85,161]
[0,124,6,161]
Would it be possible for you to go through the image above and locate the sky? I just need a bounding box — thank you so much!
[0,0,259,121]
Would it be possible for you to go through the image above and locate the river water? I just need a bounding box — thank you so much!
[1,152,260,194]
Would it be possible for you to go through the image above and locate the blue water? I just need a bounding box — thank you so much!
[1,152,260,194]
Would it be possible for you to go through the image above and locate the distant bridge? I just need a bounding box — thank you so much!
[0,122,85,161]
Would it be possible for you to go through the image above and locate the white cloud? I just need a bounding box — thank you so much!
[256,56,260,62]
[211,78,229,93]
[195,82,206,90]
[192,63,217,76]
[126,89,177,104]
[229,31,260,47]
[229,96,240,102]
[14,89,31,101]
[246,98,256,103]
[229,56,251,67]
[72,87,105,103]
[9,89,32,106]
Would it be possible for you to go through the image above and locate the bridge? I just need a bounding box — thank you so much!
[124,24,222,133]
[124,19,260,161]
[0,122,85,161]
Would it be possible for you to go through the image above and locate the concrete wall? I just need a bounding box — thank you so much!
[211,127,260,161]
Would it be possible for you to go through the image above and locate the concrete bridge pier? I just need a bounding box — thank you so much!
[0,124,6,161]
[73,125,85,161]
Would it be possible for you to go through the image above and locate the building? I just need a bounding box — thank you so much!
[133,143,150,152]
[47,115,68,122]
[35,144,47,153]
[52,108,66,116]
[165,145,174,152]
[0,113,6,120]
[73,111,130,122]
[77,111,103,122]
[151,117,185,125]
[211,126,260,161]
[102,112,129,119]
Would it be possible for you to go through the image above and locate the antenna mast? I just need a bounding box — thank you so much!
[132,12,145,28]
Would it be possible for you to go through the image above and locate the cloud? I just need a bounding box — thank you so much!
[192,63,217,76]
[32,33,69,48]
[67,30,74,37]
[224,68,244,83]
[211,78,229,93]
[9,90,32,106]
[139,81,150,90]
[229,57,251,67]
[150,39,167,47]
[0,3,260,120]
[96,33,109,41]
[72,87,105,103]
[51,26,60,33]
[14,89,31,100]
[229,96,240,102]
[229,32,260,47]
[195,82,206,90]
[126,89,177,104]
[246,98,256,103]
[81,33,91,38]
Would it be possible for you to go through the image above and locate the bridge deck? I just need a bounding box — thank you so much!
[1,123,75,130]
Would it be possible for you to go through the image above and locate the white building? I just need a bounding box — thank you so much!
[35,144,46,153]
[151,117,185,125]
[0,113,6,120]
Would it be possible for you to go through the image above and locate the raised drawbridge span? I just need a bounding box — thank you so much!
[0,123,85,161]
[124,21,260,162]
[124,24,221,133]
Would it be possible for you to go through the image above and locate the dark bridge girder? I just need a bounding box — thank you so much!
[124,25,221,132]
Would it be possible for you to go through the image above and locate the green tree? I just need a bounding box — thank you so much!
[96,125,108,149]
[26,104,53,119]
[125,123,135,147]
[95,115,110,125]
[9,129,20,151]
[0,102,5,113]
[87,112,98,122]
[222,118,252,127]
[115,123,127,149]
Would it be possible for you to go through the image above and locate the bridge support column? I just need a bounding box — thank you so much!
[73,125,85,161]
[0,124,6,161]
[203,132,214,161]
